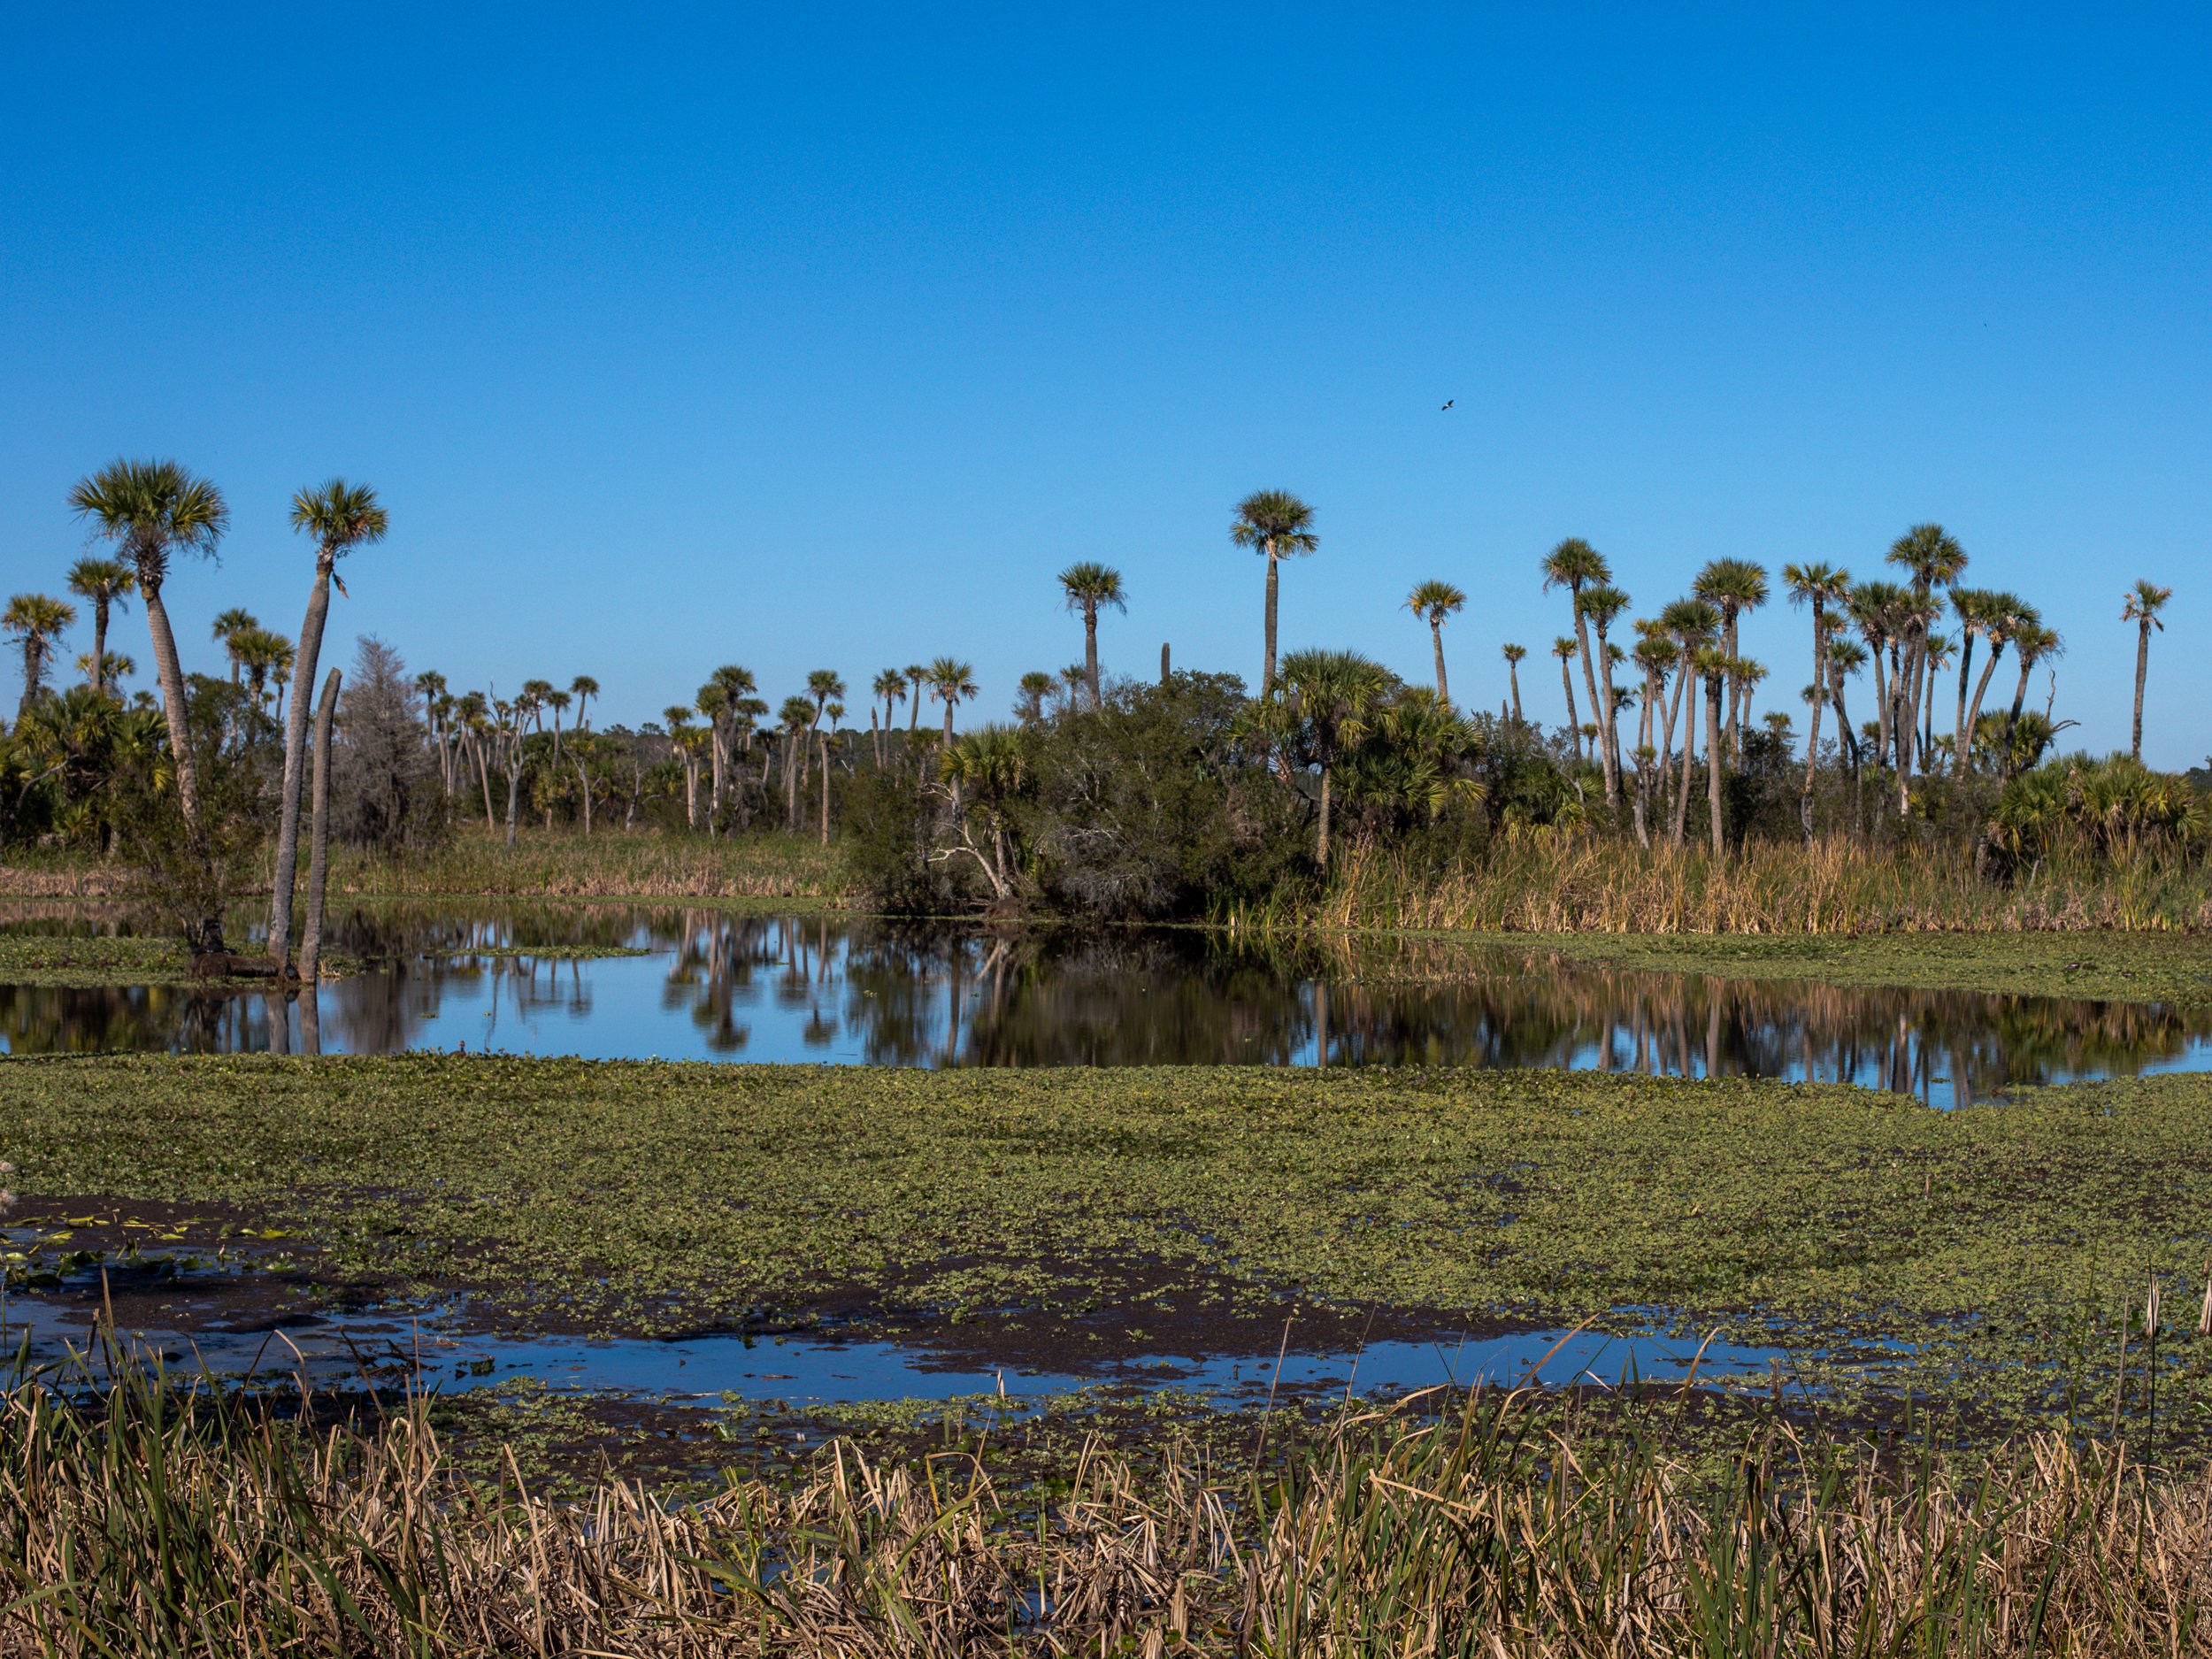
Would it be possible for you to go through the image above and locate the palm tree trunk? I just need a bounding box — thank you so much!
[1430,621,1448,705]
[1263,551,1280,698]
[140,579,201,833]
[1507,661,1522,723]
[16,640,39,718]
[1828,659,1857,774]
[2132,618,2150,761]
[269,557,334,968]
[503,757,521,847]
[90,603,109,696]
[473,740,495,831]
[1962,645,2006,774]
[1867,644,1889,770]
[1591,617,1618,806]
[1572,607,1602,772]
[942,698,956,745]
[819,733,831,844]
[1317,764,1333,868]
[1800,609,1824,839]
[1671,679,1696,847]
[785,741,799,830]
[1722,611,1740,754]
[1706,672,1724,856]
[574,755,594,835]
[1952,634,1976,775]
[297,670,341,984]
[2003,657,2034,772]
[1085,604,1101,707]
[1558,657,1580,762]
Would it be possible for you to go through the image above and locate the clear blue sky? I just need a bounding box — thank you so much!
[4,4,2207,762]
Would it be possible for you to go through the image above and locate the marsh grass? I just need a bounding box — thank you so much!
[324,826,851,902]
[1283,836,2212,936]
[4,1352,2209,1655]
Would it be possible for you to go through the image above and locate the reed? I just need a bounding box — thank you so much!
[322,826,852,902]
[4,1355,2209,1655]
[1277,834,2212,936]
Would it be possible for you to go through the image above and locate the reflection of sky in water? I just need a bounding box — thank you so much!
[4,906,2211,1101]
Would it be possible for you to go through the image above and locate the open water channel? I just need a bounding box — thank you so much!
[2,902,2205,1428]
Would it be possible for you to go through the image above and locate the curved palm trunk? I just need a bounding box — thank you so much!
[1429,621,1448,705]
[1084,605,1101,707]
[1656,662,1684,829]
[1952,635,1977,775]
[1827,658,1855,774]
[1706,672,1725,856]
[298,670,341,983]
[1572,604,1602,775]
[1671,677,1696,847]
[1962,644,2006,774]
[1558,657,1581,762]
[140,579,201,832]
[2003,657,2035,772]
[269,556,335,967]
[1262,550,1280,698]
[2132,618,2151,761]
[1591,617,1618,806]
[473,740,495,832]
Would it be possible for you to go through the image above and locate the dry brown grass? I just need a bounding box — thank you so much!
[1311,835,2212,935]
[6,1364,2210,1656]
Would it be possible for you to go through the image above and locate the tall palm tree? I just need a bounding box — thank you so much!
[664,708,705,830]
[1630,627,1678,846]
[1846,580,1908,769]
[2002,621,2062,776]
[872,669,908,761]
[65,558,134,698]
[1057,562,1125,708]
[1781,561,1851,836]
[1694,645,1732,855]
[929,657,977,744]
[1277,648,1393,867]
[776,695,814,828]
[804,669,847,818]
[1691,558,1769,754]
[2123,580,2172,762]
[1659,599,1720,845]
[569,674,600,732]
[1946,588,1993,774]
[1548,637,1581,759]
[1229,489,1318,698]
[1500,643,1526,724]
[1403,580,1466,704]
[270,480,388,966]
[68,459,231,831]
[1884,522,1966,784]
[1540,538,1610,775]
[903,664,930,738]
[211,608,257,684]
[1961,593,2032,774]
[702,664,757,818]
[1576,583,1630,803]
[1824,637,1867,777]
[3,595,76,718]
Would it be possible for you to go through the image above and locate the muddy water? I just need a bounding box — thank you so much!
[4,904,2208,1102]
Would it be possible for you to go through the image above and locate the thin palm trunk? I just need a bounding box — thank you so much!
[1828,658,1857,775]
[1506,661,1522,723]
[268,557,334,966]
[1799,605,1824,839]
[1952,634,1977,775]
[503,756,521,847]
[1721,611,1740,754]
[140,580,200,831]
[1962,644,2007,774]
[1084,605,1102,707]
[942,698,956,745]
[1671,676,1696,846]
[819,733,831,844]
[2003,656,2035,771]
[1664,663,1692,839]
[1262,549,1280,698]
[297,670,341,983]
[1558,657,1580,761]
[473,740,495,831]
[573,755,594,835]
[1429,621,1448,705]
[89,603,110,696]
[2133,618,2152,761]
[1317,764,1333,868]
[1572,607,1603,779]
[1866,642,1889,770]
[1590,615,1619,806]
[1706,672,1724,856]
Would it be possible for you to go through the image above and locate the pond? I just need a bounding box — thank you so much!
[4,902,2209,1103]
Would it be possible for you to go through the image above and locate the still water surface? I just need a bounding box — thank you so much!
[5,903,2209,1102]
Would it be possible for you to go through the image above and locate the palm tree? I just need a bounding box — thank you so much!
[1540,538,1610,775]
[664,707,705,830]
[701,665,757,818]
[1694,645,1732,855]
[1846,580,1908,769]
[1229,489,1318,698]
[1403,580,1466,704]
[1057,562,1125,708]
[2002,621,2062,776]
[1500,643,1526,723]
[903,665,930,738]
[270,480,388,966]
[75,649,134,689]
[1549,637,1581,759]
[3,595,76,718]
[1920,634,1953,757]
[1781,561,1850,835]
[1947,588,1993,774]
[776,695,814,828]
[1576,583,1630,803]
[1961,593,2032,774]
[1691,559,1769,754]
[1014,671,1055,726]
[211,608,257,684]
[546,689,572,758]
[518,680,555,735]
[569,674,600,732]
[234,626,292,728]
[1659,599,1720,845]
[2123,580,2172,762]
[1277,648,1394,867]
[929,657,977,744]
[1824,637,1867,777]
[65,558,134,698]
[68,459,230,832]
[804,669,847,822]
[1630,627,1678,845]
[1884,522,1967,783]
[872,669,908,761]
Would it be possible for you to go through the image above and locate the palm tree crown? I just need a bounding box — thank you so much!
[289,479,389,576]
[4,594,77,715]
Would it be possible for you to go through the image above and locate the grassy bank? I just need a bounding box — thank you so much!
[6,1056,2212,1448]
[7,1358,2207,1658]
[1304,836,2212,935]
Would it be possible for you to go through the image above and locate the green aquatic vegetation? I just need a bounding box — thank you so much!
[4,1055,2212,1447]
[0,933,364,987]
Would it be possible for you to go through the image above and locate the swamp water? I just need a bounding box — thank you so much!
[0,903,2199,1425]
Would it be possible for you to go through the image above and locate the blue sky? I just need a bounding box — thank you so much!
[4,4,2207,762]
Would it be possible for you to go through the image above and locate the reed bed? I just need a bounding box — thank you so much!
[1297,836,2212,936]
[326,827,849,902]
[5,1358,2210,1656]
